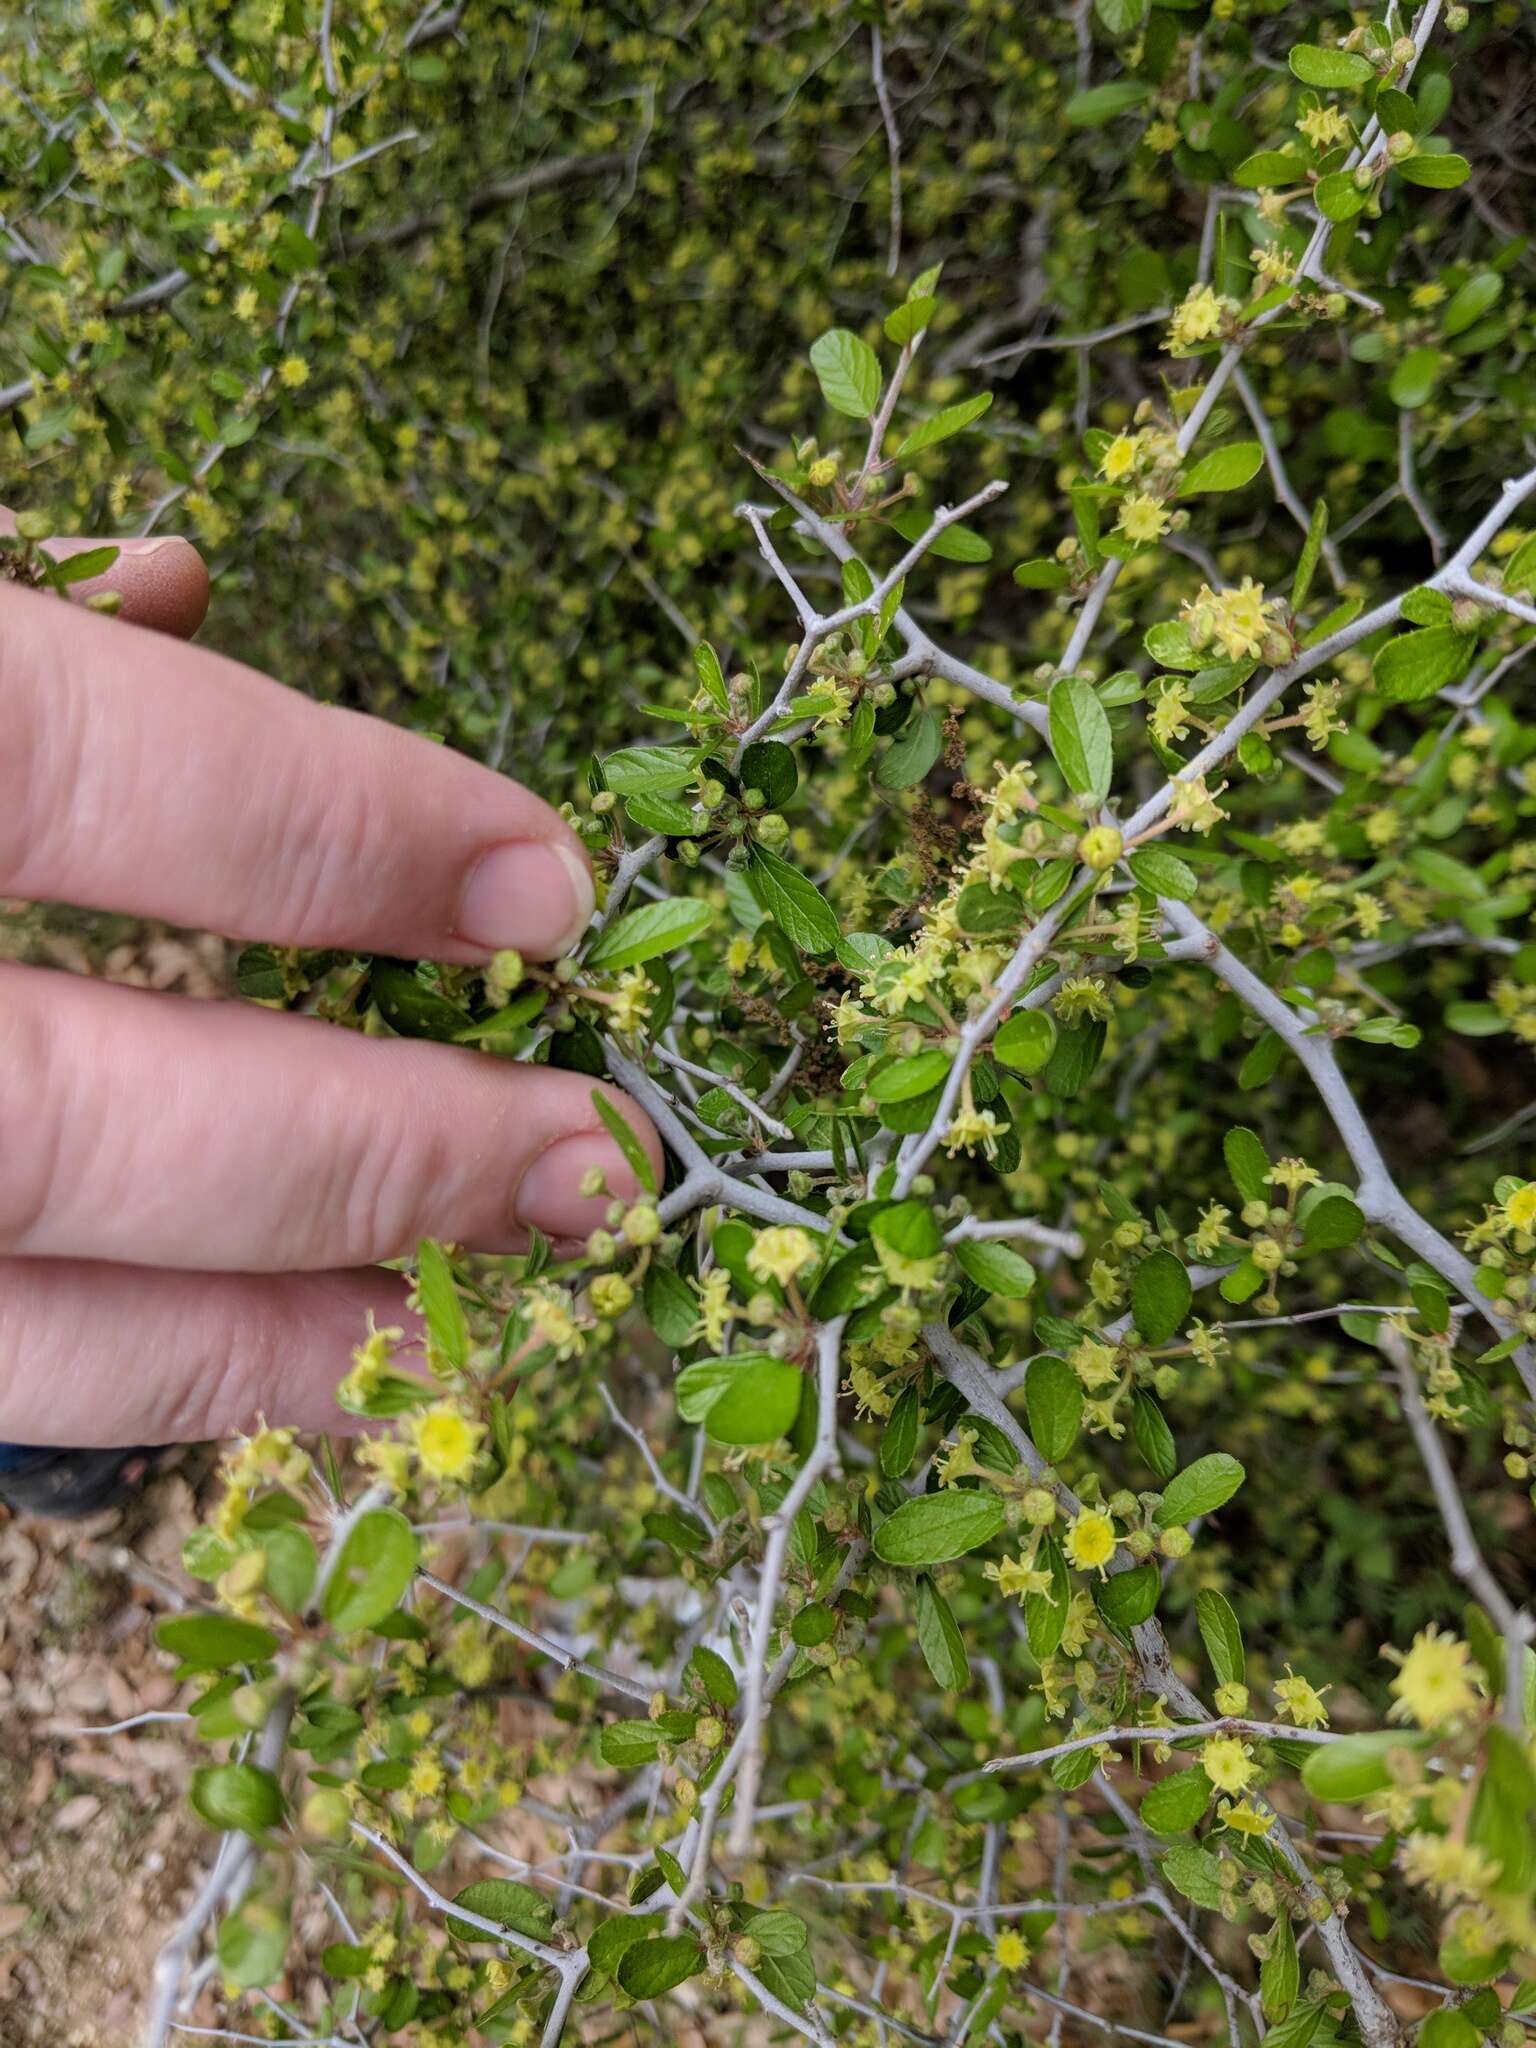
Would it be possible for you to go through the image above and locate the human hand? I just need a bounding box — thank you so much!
[0,515,659,1448]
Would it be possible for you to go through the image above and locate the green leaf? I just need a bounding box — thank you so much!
[1064,79,1149,124]
[739,739,798,808]
[953,1237,1037,1300]
[1140,1766,1213,1834]
[1048,676,1114,805]
[156,1614,278,1669]
[1299,1193,1364,1250]
[416,1239,469,1369]
[875,708,942,789]
[586,897,714,971]
[1132,1248,1191,1346]
[873,1488,1005,1566]
[915,1575,971,1690]
[1314,171,1368,223]
[1288,44,1375,88]
[881,1385,922,1478]
[1233,150,1305,189]
[675,1354,804,1445]
[1094,0,1147,32]
[692,641,729,713]
[1373,624,1476,702]
[52,543,120,585]
[1294,498,1329,610]
[1442,271,1503,339]
[810,328,882,418]
[1389,345,1444,410]
[589,1912,664,1976]
[321,1509,419,1633]
[600,1718,664,1766]
[884,295,936,344]
[791,1602,837,1646]
[602,745,699,794]
[742,1909,809,1957]
[994,1010,1057,1074]
[447,1878,553,1943]
[1012,558,1070,590]
[1131,1390,1177,1482]
[1301,1728,1429,1802]
[1155,1453,1245,1527]
[1195,1588,1246,1688]
[191,1763,285,1834]
[1420,2014,1480,2048]
[688,1645,739,1709]
[887,506,993,562]
[1398,152,1471,188]
[617,1935,703,1998]
[643,1265,698,1347]
[870,1200,943,1259]
[370,959,468,1040]
[1095,1559,1160,1628]
[747,844,840,954]
[1161,1842,1225,1910]
[591,1089,658,1195]
[869,1049,952,1102]
[217,1902,288,1989]
[1025,1534,1070,1659]
[1223,1125,1271,1204]
[1127,847,1197,901]
[895,393,993,459]
[1180,441,1263,494]
[1409,845,1487,900]
[1025,1354,1083,1462]
[1261,1913,1300,2021]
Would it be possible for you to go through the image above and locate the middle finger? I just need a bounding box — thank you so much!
[0,964,658,1269]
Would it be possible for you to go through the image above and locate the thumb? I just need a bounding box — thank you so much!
[1,506,209,638]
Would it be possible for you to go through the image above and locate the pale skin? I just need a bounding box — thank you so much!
[0,515,661,1447]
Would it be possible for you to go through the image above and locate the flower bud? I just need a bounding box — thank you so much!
[1250,1236,1284,1272]
[590,1273,634,1318]
[1078,824,1123,872]
[1021,1486,1057,1526]
[622,1203,661,1246]
[1387,130,1415,161]
[807,456,838,488]
[85,589,123,615]
[1159,1525,1193,1559]
[14,509,52,540]
[756,812,790,848]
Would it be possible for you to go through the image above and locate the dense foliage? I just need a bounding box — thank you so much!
[5,1,1536,2044]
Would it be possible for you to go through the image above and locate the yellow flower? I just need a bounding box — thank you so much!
[1502,1183,1536,1232]
[1218,1797,1274,1836]
[985,1554,1054,1601]
[408,1750,445,1800]
[1116,492,1169,544]
[278,354,310,388]
[1165,284,1232,353]
[1274,1666,1330,1729]
[993,1928,1029,1971]
[1410,281,1447,310]
[1064,1510,1117,1570]
[410,1403,487,1483]
[1099,433,1139,482]
[1201,1735,1257,1794]
[1150,680,1192,747]
[1298,105,1348,149]
[1386,1624,1482,1728]
[747,1225,819,1287]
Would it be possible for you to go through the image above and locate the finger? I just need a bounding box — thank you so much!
[0,582,596,962]
[0,965,661,1269]
[0,507,208,638]
[0,1257,421,1445]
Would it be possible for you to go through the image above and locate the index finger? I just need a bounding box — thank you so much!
[0,507,209,638]
[0,580,595,962]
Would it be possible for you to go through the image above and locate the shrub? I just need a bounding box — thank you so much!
[7,2,1536,2045]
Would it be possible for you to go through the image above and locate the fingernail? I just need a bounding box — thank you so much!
[513,1132,640,1242]
[456,839,594,959]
